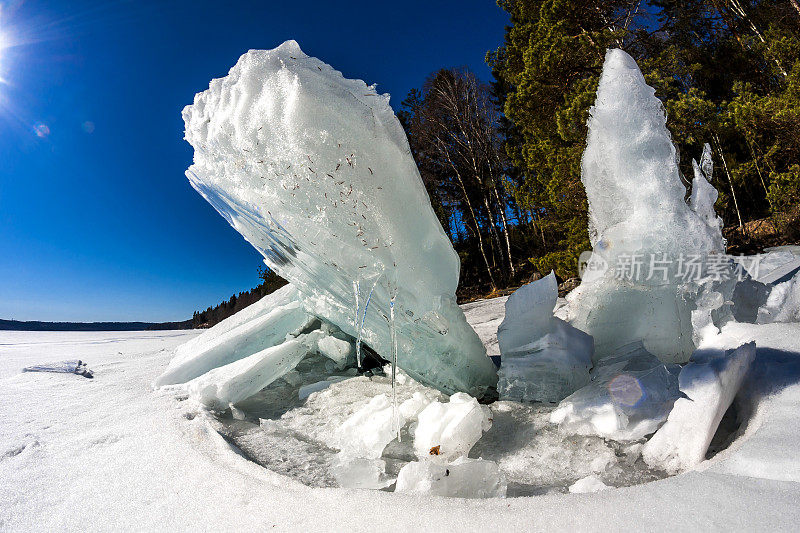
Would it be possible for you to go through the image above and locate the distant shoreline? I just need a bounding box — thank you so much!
[0,318,194,332]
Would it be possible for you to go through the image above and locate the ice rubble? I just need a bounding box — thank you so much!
[321,381,503,495]
[564,49,728,365]
[550,341,681,441]
[172,39,497,399]
[497,273,593,403]
[643,342,756,473]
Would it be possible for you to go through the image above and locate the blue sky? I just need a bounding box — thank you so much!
[0,0,509,322]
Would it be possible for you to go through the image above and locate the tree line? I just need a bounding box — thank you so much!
[191,267,286,328]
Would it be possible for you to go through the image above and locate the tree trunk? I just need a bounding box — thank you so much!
[492,185,516,276]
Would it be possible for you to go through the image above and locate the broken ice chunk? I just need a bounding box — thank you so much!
[497,273,594,403]
[550,341,681,441]
[187,332,320,409]
[497,272,559,355]
[413,393,492,461]
[335,394,403,459]
[498,317,593,403]
[330,453,394,489]
[394,457,507,498]
[568,474,610,494]
[398,391,436,422]
[566,50,729,364]
[642,342,756,473]
[316,334,354,369]
[156,285,310,387]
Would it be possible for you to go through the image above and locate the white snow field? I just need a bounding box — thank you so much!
[2,309,800,530]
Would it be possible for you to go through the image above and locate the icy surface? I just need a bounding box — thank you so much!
[335,394,401,459]
[643,342,756,473]
[180,40,496,398]
[566,49,727,364]
[413,393,492,462]
[395,457,507,498]
[497,274,593,403]
[550,341,681,441]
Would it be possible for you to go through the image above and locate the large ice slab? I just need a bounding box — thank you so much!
[565,49,728,364]
[187,331,323,409]
[180,40,497,398]
[643,342,756,473]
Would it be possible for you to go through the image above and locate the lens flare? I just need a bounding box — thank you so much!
[608,373,645,407]
[33,122,49,137]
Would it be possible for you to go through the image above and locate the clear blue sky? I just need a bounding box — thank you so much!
[0,0,509,322]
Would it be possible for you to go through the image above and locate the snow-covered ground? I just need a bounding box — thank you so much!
[2,300,800,531]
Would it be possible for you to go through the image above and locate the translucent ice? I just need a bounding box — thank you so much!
[550,341,681,441]
[566,49,728,364]
[413,392,492,461]
[394,457,507,498]
[497,273,593,403]
[643,342,756,473]
[179,40,496,398]
[330,453,394,489]
[187,331,323,409]
[334,393,402,459]
[156,284,309,387]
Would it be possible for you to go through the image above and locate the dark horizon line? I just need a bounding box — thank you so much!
[0,317,195,332]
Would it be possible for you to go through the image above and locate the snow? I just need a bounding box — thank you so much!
[758,270,800,323]
[180,40,497,398]
[3,307,800,529]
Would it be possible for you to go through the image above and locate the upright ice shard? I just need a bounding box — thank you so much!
[564,49,728,364]
[174,40,497,398]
